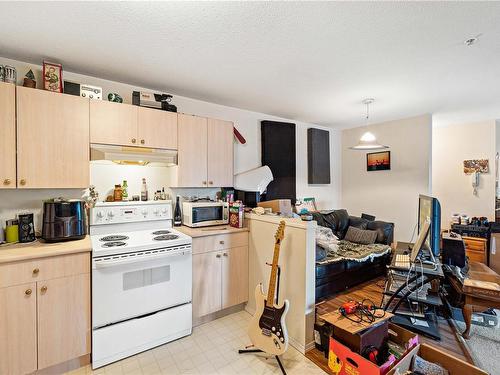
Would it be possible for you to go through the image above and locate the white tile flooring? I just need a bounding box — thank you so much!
[66,310,326,375]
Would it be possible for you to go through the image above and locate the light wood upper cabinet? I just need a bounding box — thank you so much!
[207,118,234,187]
[0,282,37,375]
[137,107,177,149]
[176,114,234,188]
[177,114,208,187]
[37,273,91,370]
[16,87,90,188]
[193,252,222,317]
[90,100,138,146]
[0,82,16,189]
[222,246,249,309]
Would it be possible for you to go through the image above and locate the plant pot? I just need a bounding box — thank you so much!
[23,78,36,88]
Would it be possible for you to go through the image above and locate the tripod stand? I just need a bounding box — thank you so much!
[239,265,287,375]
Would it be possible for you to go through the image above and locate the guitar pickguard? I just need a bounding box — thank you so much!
[258,303,286,347]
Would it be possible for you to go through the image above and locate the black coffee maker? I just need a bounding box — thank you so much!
[42,199,87,242]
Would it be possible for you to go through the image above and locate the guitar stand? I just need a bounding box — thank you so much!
[239,265,287,375]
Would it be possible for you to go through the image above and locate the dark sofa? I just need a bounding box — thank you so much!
[312,209,394,301]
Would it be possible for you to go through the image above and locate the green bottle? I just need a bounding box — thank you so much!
[122,180,128,201]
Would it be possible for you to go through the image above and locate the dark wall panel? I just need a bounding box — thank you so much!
[261,121,296,204]
[307,128,331,184]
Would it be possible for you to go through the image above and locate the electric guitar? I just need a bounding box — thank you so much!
[248,220,290,355]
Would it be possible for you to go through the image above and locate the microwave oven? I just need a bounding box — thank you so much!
[182,201,229,227]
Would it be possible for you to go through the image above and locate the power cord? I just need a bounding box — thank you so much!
[339,298,386,324]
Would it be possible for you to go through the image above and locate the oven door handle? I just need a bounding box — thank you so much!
[93,250,191,269]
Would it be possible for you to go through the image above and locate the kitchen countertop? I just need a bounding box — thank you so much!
[0,236,92,264]
[177,225,248,238]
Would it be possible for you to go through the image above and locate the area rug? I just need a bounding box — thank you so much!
[452,313,500,374]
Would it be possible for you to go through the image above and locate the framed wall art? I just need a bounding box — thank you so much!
[43,61,63,92]
[367,151,391,171]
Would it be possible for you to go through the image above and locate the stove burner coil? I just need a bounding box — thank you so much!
[102,241,127,248]
[100,235,129,242]
[153,235,179,241]
[152,230,171,235]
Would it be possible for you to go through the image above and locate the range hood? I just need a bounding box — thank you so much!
[90,144,177,166]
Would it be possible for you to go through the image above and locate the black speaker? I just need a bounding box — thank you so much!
[442,233,466,268]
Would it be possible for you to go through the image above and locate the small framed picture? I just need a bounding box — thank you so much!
[367,151,391,171]
[43,61,63,92]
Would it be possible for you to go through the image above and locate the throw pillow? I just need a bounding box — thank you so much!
[349,215,369,230]
[344,226,378,245]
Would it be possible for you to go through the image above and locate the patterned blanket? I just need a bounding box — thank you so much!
[316,240,391,265]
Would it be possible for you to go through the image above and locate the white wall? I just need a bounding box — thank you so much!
[0,56,341,232]
[341,115,432,242]
[432,120,496,229]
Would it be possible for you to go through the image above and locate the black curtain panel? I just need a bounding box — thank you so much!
[261,121,296,204]
[307,128,331,184]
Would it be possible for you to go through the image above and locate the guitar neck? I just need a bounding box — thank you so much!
[266,241,282,307]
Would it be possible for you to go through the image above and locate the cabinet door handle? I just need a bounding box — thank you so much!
[40,286,48,294]
[223,253,228,257]
[132,138,137,144]
[20,179,26,186]
[141,139,145,144]
[216,254,221,258]
[209,181,213,185]
[202,181,207,185]
[3,179,10,185]
[219,240,225,245]
[32,268,39,275]
[25,289,32,296]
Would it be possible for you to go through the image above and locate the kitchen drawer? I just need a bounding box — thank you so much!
[0,253,90,288]
[465,242,486,251]
[192,232,248,254]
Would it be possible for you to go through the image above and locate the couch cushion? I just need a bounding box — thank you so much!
[312,209,350,239]
[349,215,369,230]
[316,260,346,279]
[333,209,350,239]
[344,226,378,245]
[367,220,394,245]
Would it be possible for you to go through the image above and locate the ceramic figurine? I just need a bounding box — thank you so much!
[108,93,123,103]
[23,69,36,88]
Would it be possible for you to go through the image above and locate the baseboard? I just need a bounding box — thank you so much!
[194,303,246,327]
[35,354,90,374]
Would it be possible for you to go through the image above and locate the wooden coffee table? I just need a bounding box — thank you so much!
[447,262,500,339]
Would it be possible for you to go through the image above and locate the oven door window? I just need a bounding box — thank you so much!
[192,206,222,223]
[123,265,170,291]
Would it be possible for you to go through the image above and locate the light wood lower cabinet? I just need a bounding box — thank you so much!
[0,253,90,374]
[0,282,37,375]
[37,273,91,369]
[463,236,487,264]
[193,252,223,317]
[222,246,249,309]
[192,233,249,319]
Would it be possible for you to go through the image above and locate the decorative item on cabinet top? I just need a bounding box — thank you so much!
[132,91,177,112]
[90,144,177,166]
[43,61,63,93]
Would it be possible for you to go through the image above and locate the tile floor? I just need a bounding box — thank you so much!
[66,310,326,375]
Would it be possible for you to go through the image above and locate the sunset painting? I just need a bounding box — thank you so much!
[367,151,391,171]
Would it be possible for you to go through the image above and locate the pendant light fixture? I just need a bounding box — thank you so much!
[349,98,388,150]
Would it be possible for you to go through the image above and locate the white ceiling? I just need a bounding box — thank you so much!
[2,2,500,128]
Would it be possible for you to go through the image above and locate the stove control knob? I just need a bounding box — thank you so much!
[96,211,104,219]
[161,208,168,214]
[153,209,159,216]
[142,209,148,216]
[107,211,115,218]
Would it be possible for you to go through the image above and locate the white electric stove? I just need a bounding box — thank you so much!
[90,201,192,369]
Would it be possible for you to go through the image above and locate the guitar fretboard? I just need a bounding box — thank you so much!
[266,240,282,307]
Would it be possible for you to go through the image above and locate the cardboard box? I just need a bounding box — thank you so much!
[387,343,487,375]
[333,320,389,355]
[328,323,418,375]
[257,199,292,215]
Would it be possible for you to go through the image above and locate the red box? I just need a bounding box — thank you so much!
[328,323,418,375]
